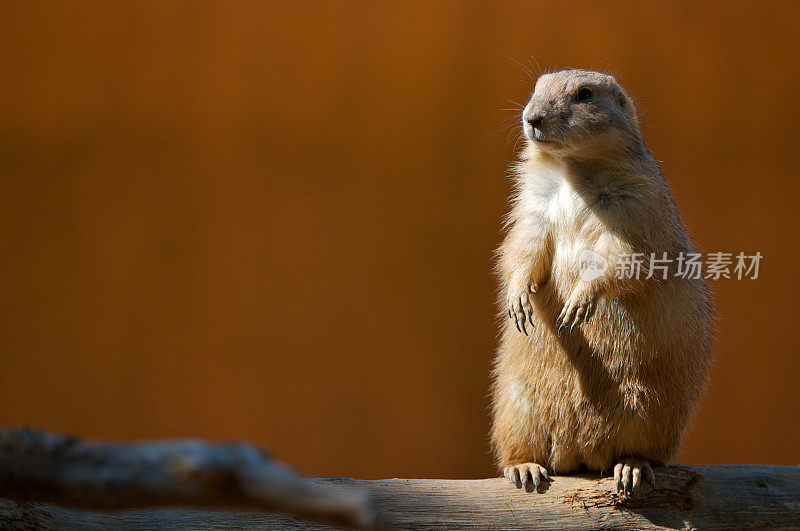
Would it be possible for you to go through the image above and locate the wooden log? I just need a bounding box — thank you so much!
[1,429,798,529]
[0,428,375,528]
[3,466,800,529]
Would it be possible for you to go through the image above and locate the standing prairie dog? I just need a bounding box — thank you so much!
[491,69,712,496]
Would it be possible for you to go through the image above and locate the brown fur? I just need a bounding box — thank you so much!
[491,70,713,491]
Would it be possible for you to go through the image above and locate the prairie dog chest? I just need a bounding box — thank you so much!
[520,167,606,268]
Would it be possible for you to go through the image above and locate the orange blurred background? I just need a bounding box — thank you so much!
[1,1,798,479]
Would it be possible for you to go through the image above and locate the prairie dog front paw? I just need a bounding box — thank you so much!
[506,274,538,336]
[556,283,598,335]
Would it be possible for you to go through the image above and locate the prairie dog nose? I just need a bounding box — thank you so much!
[526,113,544,128]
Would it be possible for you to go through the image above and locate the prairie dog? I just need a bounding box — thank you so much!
[491,69,712,496]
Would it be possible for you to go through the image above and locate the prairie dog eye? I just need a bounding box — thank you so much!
[576,87,593,102]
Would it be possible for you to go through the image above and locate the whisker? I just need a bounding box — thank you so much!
[501,98,525,110]
[510,56,537,83]
[510,131,525,152]
[491,119,523,136]
[527,57,542,77]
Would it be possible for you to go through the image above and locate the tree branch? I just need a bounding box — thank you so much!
[0,428,375,529]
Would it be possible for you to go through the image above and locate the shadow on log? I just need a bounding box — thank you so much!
[1,428,799,529]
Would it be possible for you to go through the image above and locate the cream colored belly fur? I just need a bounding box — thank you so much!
[492,161,706,473]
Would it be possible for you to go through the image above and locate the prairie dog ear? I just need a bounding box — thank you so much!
[615,90,637,123]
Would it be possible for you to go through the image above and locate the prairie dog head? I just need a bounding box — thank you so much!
[522,69,641,158]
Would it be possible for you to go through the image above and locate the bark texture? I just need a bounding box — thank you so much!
[1,429,798,529]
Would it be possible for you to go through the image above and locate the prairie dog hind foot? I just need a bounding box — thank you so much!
[503,462,551,493]
[614,457,656,497]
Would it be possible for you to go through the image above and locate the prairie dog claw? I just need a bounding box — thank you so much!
[503,463,551,492]
[557,286,597,335]
[507,283,535,336]
[613,457,656,497]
